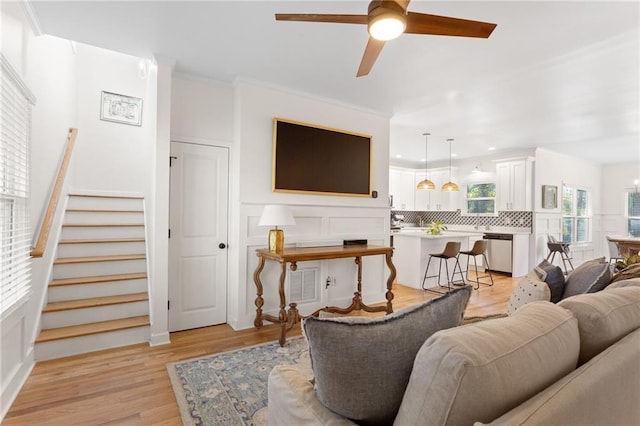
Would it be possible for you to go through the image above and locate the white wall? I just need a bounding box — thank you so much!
[533,148,603,267]
[231,81,391,330]
[1,3,77,420]
[601,161,640,237]
[169,76,393,331]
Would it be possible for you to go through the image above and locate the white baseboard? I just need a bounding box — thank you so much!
[150,331,171,346]
[0,347,34,422]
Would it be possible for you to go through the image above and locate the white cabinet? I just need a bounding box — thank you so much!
[495,158,533,211]
[391,167,458,211]
[389,168,415,210]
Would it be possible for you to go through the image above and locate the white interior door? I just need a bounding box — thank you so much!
[169,142,228,332]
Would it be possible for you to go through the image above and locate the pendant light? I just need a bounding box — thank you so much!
[416,132,435,190]
[441,138,459,192]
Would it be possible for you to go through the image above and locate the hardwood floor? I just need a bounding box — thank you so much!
[4,273,516,425]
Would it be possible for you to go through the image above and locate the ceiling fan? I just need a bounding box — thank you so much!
[275,0,497,77]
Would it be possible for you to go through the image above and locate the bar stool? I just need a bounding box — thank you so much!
[421,241,465,294]
[458,240,494,290]
[546,235,574,275]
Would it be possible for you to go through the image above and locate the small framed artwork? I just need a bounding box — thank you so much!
[100,91,143,126]
[542,185,558,209]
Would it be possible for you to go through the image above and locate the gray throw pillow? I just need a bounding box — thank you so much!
[303,285,472,426]
[534,259,566,303]
[562,257,612,299]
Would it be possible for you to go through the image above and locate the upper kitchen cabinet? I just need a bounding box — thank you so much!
[495,158,534,211]
[413,167,459,211]
[390,167,415,210]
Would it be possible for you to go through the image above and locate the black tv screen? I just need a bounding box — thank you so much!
[272,118,372,197]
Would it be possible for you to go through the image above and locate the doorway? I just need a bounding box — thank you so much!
[168,142,229,331]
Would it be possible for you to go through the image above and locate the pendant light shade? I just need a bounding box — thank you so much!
[441,138,459,192]
[416,132,435,190]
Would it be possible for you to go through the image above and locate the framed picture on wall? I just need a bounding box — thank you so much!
[100,91,143,126]
[542,185,558,209]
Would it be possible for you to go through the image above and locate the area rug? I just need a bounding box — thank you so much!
[167,336,310,426]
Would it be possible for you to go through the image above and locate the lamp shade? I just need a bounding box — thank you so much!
[258,205,296,227]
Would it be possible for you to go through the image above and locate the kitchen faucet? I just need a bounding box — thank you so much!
[474,214,480,230]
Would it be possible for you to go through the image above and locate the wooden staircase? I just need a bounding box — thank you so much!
[35,194,151,360]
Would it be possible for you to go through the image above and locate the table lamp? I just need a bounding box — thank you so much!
[258,205,296,253]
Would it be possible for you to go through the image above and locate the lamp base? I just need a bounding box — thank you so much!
[268,229,285,253]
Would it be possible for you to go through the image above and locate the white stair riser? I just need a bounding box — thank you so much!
[42,301,149,328]
[64,211,144,225]
[53,259,147,279]
[57,241,146,258]
[61,226,146,240]
[67,196,143,211]
[48,279,148,302]
[35,326,149,361]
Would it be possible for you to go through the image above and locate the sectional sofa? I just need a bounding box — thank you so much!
[268,279,640,425]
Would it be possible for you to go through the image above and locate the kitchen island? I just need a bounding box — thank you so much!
[393,230,479,289]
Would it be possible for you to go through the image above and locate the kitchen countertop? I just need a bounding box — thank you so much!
[392,230,481,239]
[391,225,532,236]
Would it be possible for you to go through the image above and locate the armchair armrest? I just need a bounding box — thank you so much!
[268,365,356,426]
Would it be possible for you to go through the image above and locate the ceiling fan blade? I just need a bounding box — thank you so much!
[275,14,368,25]
[357,37,386,77]
[405,12,497,38]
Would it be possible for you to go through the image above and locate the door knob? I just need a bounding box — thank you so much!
[219,243,226,249]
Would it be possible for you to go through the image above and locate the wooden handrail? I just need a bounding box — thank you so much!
[31,128,78,258]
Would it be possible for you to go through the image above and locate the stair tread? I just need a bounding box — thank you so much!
[59,238,146,244]
[54,254,146,264]
[36,315,150,343]
[50,272,148,287]
[68,193,144,199]
[66,209,143,213]
[44,292,149,312]
[62,223,144,227]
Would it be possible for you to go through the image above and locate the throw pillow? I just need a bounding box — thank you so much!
[612,263,640,283]
[394,301,579,426]
[534,259,566,303]
[558,286,640,365]
[507,271,551,315]
[562,257,613,299]
[303,285,472,426]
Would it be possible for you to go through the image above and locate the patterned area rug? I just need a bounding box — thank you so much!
[167,337,310,426]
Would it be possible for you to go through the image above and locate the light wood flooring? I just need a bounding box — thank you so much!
[4,273,516,425]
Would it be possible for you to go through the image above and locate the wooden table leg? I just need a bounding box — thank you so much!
[277,260,288,346]
[253,255,266,328]
[384,251,397,314]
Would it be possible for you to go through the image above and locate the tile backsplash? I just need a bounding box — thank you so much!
[391,210,532,229]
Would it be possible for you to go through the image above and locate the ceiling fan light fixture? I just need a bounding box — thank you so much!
[368,13,406,40]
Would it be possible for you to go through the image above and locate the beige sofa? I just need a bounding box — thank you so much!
[268,280,640,425]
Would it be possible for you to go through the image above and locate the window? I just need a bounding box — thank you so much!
[466,183,496,214]
[626,191,640,237]
[1,53,35,315]
[561,185,590,244]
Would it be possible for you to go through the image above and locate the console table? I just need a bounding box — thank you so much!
[253,244,396,346]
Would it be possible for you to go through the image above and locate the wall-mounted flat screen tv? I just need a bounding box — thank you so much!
[272,118,372,197]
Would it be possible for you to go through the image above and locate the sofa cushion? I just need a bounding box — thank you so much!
[607,277,640,289]
[394,302,579,426]
[562,257,612,299]
[303,285,472,426]
[534,259,566,303]
[480,329,640,426]
[558,286,640,365]
[507,271,551,315]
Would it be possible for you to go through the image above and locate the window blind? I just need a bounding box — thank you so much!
[1,53,35,315]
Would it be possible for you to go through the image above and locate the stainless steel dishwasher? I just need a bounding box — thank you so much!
[483,233,513,275]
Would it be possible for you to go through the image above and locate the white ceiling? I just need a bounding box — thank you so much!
[29,1,640,166]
